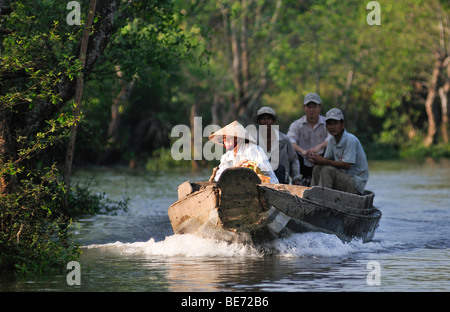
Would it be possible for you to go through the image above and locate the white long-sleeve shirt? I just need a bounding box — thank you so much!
[287,115,331,167]
[214,142,279,183]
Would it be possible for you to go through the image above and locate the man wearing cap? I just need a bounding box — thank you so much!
[208,120,279,183]
[254,107,301,184]
[308,108,369,195]
[287,93,331,186]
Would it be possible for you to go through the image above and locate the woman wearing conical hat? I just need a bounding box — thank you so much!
[208,121,279,183]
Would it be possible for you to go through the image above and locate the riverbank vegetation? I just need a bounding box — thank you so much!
[1,0,450,276]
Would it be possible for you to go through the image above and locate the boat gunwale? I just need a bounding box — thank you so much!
[182,181,381,220]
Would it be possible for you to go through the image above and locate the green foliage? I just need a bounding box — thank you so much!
[100,0,193,84]
[146,147,219,171]
[165,0,450,162]
[400,139,450,159]
[66,180,129,218]
[0,0,130,277]
[75,0,199,164]
[364,142,400,161]
[0,166,76,276]
[1,0,191,276]
[0,167,127,276]
[145,147,192,171]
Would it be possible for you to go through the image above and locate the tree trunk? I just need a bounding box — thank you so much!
[437,4,449,144]
[241,0,250,96]
[230,16,242,120]
[439,57,450,143]
[63,0,97,210]
[216,0,281,123]
[342,66,355,112]
[424,55,442,147]
[108,66,132,143]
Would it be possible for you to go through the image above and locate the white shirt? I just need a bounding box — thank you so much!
[214,142,279,183]
[287,115,331,167]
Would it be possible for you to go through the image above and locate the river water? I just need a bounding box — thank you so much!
[2,160,450,292]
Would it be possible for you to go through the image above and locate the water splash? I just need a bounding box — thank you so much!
[85,232,389,259]
[85,234,262,258]
[263,232,388,257]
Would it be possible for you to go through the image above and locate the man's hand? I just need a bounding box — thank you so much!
[308,151,324,164]
[291,143,307,156]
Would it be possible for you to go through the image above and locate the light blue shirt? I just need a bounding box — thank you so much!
[214,142,279,183]
[324,130,368,194]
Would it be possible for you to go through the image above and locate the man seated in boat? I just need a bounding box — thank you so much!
[308,108,369,195]
[254,106,301,184]
[208,120,279,184]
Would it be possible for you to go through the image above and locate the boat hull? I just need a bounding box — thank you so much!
[168,168,381,245]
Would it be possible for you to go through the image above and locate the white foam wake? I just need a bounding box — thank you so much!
[85,234,262,258]
[262,232,385,257]
[85,232,387,258]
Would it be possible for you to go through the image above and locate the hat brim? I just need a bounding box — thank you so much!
[252,113,277,124]
[209,121,257,145]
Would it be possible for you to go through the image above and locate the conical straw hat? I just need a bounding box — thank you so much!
[209,120,257,145]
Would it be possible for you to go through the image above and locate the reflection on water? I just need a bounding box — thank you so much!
[1,160,449,292]
[78,232,392,292]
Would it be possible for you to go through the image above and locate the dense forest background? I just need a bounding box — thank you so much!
[3,1,450,171]
[80,0,450,166]
[1,0,450,275]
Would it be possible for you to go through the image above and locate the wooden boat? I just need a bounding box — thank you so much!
[168,167,382,245]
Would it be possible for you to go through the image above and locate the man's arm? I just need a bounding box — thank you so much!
[291,142,307,156]
[309,139,328,154]
[309,153,352,170]
[287,121,307,156]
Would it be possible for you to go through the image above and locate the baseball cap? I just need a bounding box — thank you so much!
[303,93,322,105]
[325,108,344,121]
[253,106,277,123]
[256,106,276,118]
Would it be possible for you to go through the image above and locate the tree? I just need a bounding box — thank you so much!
[96,0,192,165]
[63,0,97,209]
[365,1,449,148]
[0,0,190,274]
[174,0,286,126]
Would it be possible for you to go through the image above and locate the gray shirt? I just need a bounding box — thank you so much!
[324,130,369,194]
[257,129,301,183]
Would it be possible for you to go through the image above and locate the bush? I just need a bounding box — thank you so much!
[145,147,193,170]
[145,147,220,171]
[400,139,450,159]
[0,167,127,277]
[65,180,129,218]
[0,167,75,276]
[364,142,400,160]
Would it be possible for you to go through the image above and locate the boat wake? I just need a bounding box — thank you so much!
[261,232,390,257]
[84,232,389,259]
